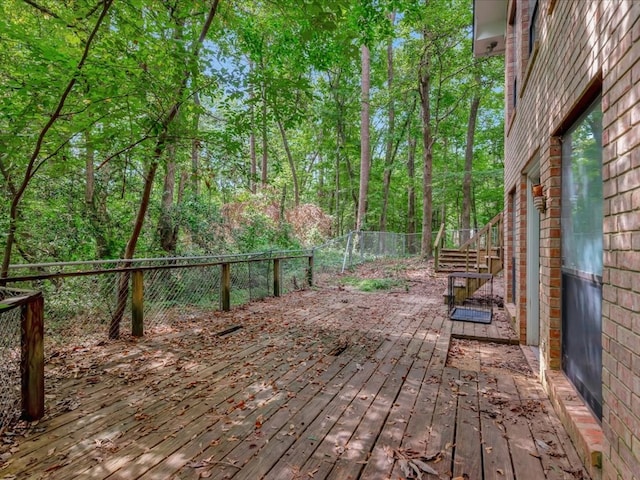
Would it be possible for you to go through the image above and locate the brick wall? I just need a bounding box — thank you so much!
[601,1,640,478]
[502,0,640,478]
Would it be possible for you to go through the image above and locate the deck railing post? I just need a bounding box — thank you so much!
[466,244,470,272]
[273,258,281,297]
[21,293,44,421]
[307,254,314,287]
[132,269,144,337]
[486,226,491,268]
[221,263,231,311]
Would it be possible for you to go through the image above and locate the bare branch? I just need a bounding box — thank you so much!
[96,135,152,170]
[22,0,59,19]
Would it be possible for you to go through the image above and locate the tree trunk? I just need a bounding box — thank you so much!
[158,144,178,254]
[277,119,300,206]
[178,168,187,205]
[260,67,268,186]
[110,159,159,338]
[407,134,417,230]
[85,131,112,258]
[418,48,434,258]
[249,60,257,193]
[379,12,396,232]
[356,44,371,232]
[1,0,113,278]
[461,84,481,243]
[191,92,201,196]
[250,113,257,193]
[109,0,220,338]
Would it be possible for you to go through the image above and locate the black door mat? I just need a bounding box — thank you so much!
[449,306,492,324]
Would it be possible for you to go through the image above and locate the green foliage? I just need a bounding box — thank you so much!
[233,211,300,253]
[0,0,504,265]
[341,276,406,292]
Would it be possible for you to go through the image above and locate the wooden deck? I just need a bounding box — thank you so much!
[1,270,588,479]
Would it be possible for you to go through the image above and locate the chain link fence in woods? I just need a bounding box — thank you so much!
[313,230,422,280]
[0,231,422,430]
[2,252,311,347]
[0,289,23,431]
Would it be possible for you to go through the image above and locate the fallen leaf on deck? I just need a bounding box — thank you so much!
[411,459,438,475]
[255,415,264,430]
[388,447,441,479]
[535,439,550,450]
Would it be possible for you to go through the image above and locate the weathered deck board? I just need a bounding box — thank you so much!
[1,271,589,480]
[358,310,447,479]
[478,371,516,480]
[452,370,482,479]
[497,374,547,479]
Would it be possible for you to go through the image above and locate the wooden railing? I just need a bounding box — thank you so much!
[1,253,313,423]
[0,290,44,421]
[433,212,504,274]
[433,222,446,271]
[458,211,504,273]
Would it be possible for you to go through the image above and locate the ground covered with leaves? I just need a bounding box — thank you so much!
[1,259,588,480]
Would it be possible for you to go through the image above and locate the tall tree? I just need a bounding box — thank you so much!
[110,0,221,338]
[1,0,114,278]
[418,41,434,257]
[461,74,481,243]
[379,12,396,232]
[356,44,371,231]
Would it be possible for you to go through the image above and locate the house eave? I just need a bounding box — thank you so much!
[473,0,508,57]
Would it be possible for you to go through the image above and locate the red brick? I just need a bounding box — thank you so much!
[502,2,640,478]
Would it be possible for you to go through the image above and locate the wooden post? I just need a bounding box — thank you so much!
[273,258,281,297]
[466,244,470,272]
[21,293,44,421]
[221,263,231,311]
[307,254,314,287]
[131,270,144,337]
[486,226,492,268]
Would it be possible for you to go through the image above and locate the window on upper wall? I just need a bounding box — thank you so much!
[529,0,539,55]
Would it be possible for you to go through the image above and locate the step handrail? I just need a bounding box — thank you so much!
[458,211,503,252]
[437,211,503,274]
[433,222,446,271]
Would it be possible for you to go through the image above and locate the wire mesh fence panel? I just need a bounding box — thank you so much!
[7,274,121,347]
[143,265,221,331]
[405,233,422,255]
[312,232,422,279]
[0,295,22,430]
[281,257,309,294]
[247,260,272,302]
[360,231,407,258]
[229,262,251,307]
[312,234,352,276]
